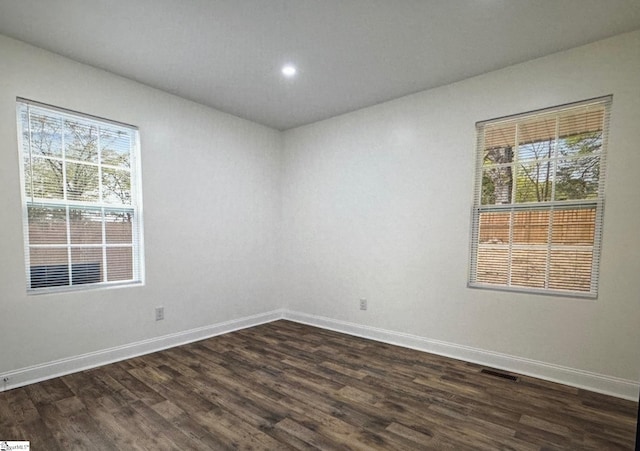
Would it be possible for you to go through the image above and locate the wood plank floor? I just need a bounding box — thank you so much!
[0,320,637,450]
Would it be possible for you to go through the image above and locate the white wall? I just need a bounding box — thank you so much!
[0,35,283,374]
[282,31,640,384]
[1,29,639,397]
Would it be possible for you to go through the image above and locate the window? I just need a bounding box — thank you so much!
[17,99,144,293]
[469,97,610,297]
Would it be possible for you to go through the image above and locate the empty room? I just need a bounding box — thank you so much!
[1,1,639,449]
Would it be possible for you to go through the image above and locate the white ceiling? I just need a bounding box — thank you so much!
[1,1,639,130]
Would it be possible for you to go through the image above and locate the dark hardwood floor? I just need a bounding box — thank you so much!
[0,320,637,450]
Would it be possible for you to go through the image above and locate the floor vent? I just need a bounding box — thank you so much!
[480,368,519,382]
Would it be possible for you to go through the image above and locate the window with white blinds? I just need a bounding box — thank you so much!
[469,96,611,297]
[17,99,144,293]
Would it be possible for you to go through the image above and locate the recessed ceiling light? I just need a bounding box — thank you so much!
[281,64,297,78]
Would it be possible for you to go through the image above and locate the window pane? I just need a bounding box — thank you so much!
[518,118,556,152]
[29,248,69,288]
[483,145,514,166]
[517,140,554,163]
[105,210,133,244]
[511,249,547,289]
[515,161,552,203]
[558,108,604,150]
[70,208,102,244]
[28,205,67,245]
[549,250,593,292]
[513,210,549,245]
[30,246,68,266]
[70,248,103,284]
[481,167,513,205]
[24,110,63,158]
[102,168,131,205]
[516,118,555,204]
[557,131,602,159]
[101,127,131,168]
[555,156,600,201]
[476,246,509,285]
[65,120,99,163]
[26,157,64,200]
[482,124,515,208]
[478,211,510,244]
[551,208,595,245]
[484,123,516,150]
[66,162,99,201]
[107,247,133,281]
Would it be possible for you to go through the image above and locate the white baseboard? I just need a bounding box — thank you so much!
[282,310,640,401]
[3,308,638,401]
[0,309,285,393]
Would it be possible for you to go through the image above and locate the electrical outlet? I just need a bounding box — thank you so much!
[155,306,164,321]
[359,298,367,310]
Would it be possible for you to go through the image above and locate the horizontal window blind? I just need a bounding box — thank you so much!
[469,97,611,297]
[17,99,144,292]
